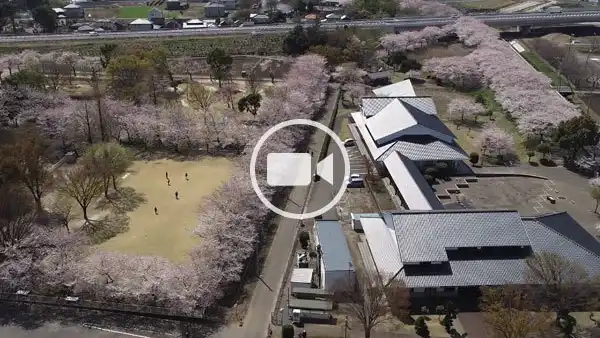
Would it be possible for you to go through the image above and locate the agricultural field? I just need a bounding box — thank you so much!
[0,34,286,57]
[98,157,233,262]
[86,3,206,19]
[458,0,515,10]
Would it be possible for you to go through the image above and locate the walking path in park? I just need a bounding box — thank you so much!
[211,84,340,338]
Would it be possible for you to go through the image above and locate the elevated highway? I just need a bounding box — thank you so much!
[1,11,600,43]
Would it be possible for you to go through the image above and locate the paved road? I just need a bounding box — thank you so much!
[2,11,600,42]
[211,84,341,338]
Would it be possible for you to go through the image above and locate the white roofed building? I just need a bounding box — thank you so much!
[129,18,153,31]
[350,79,467,211]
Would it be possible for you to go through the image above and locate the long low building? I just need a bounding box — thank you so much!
[350,79,467,211]
[353,210,600,297]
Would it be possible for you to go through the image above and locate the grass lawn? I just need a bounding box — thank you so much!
[97,157,233,262]
[337,108,354,141]
[520,50,569,87]
[468,89,533,163]
[117,5,153,18]
[461,0,514,10]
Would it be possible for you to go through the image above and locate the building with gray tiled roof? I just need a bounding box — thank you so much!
[353,210,600,298]
[350,79,467,211]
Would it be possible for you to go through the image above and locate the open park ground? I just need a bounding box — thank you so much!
[97,157,233,262]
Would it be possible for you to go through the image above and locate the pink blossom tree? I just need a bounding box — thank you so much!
[478,125,515,159]
[447,97,485,130]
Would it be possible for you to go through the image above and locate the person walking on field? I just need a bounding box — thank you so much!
[166,172,169,179]
[185,172,189,181]
[175,191,179,200]
[154,207,158,215]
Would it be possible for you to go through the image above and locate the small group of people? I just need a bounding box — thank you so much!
[153,171,190,215]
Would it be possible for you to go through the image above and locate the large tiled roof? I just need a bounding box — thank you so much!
[377,137,468,162]
[372,79,416,97]
[362,97,437,117]
[392,210,531,263]
[383,153,443,211]
[524,213,600,277]
[400,259,527,288]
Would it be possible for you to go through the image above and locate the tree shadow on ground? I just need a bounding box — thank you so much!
[0,302,223,337]
[461,120,484,131]
[85,213,130,244]
[96,187,146,214]
[133,149,239,162]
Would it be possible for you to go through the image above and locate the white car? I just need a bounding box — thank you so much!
[346,174,364,188]
[88,31,98,36]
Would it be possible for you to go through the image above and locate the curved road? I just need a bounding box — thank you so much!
[1,11,600,42]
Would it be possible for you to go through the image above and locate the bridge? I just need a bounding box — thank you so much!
[1,11,600,42]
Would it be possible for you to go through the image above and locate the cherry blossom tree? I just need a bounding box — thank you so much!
[447,97,484,130]
[478,125,515,157]
[423,56,484,91]
[442,17,580,132]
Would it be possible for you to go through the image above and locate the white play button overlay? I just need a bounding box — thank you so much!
[316,153,334,186]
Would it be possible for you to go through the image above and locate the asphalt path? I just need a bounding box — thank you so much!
[1,11,600,43]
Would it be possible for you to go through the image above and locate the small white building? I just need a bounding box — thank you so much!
[129,18,153,31]
[291,268,313,289]
[183,19,206,29]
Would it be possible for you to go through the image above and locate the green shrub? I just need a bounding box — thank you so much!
[469,152,479,165]
[299,230,310,249]
[282,324,294,338]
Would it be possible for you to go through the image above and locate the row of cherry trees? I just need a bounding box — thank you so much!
[193,54,329,305]
[420,17,579,136]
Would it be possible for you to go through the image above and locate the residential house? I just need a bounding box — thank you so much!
[220,0,238,10]
[147,7,165,25]
[354,210,600,299]
[94,19,125,31]
[164,19,182,29]
[204,3,226,17]
[362,70,392,86]
[166,0,190,10]
[63,3,84,19]
[129,18,153,30]
[183,18,207,28]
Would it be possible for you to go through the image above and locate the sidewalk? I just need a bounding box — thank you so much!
[211,84,340,338]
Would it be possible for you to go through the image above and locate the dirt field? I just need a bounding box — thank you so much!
[97,157,233,262]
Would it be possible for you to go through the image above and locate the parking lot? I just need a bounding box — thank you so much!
[346,145,369,176]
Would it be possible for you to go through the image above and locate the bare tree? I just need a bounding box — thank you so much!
[3,128,53,211]
[0,212,36,249]
[57,165,104,227]
[525,251,598,314]
[187,83,215,111]
[334,273,390,338]
[51,195,76,233]
[480,285,553,338]
[245,68,259,94]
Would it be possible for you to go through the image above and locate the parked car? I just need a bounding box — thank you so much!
[346,174,364,188]
[343,138,355,147]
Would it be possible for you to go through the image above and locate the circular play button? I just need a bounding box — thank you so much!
[249,119,351,220]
